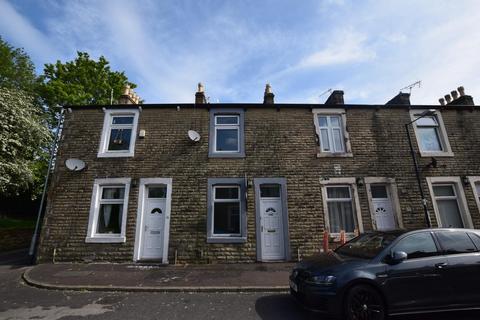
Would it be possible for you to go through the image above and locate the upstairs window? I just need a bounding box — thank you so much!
[312,109,352,157]
[209,109,245,158]
[410,110,452,157]
[98,109,139,157]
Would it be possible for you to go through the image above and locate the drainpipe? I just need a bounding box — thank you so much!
[28,107,65,264]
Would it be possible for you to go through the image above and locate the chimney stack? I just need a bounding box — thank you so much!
[439,86,474,106]
[195,82,207,104]
[325,90,344,105]
[263,83,275,104]
[385,92,411,105]
[118,85,140,104]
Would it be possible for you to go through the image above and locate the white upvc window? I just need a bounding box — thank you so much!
[321,177,363,240]
[86,178,131,243]
[214,115,240,153]
[212,185,241,237]
[98,109,139,157]
[426,177,473,228]
[468,176,480,215]
[410,110,453,157]
[313,108,352,157]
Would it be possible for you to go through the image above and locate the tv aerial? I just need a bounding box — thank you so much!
[399,80,421,94]
[65,159,86,171]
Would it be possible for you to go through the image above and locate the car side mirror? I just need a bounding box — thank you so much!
[388,251,407,264]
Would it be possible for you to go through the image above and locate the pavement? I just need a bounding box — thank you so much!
[23,261,294,292]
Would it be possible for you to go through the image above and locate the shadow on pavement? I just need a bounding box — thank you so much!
[0,249,31,269]
[255,294,334,320]
[392,310,480,320]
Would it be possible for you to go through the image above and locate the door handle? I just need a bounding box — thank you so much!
[435,262,448,269]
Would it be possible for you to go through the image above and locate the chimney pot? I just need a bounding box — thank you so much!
[198,83,204,93]
[195,83,207,104]
[444,94,452,103]
[439,98,445,106]
[123,85,130,95]
[451,90,458,100]
[458,86,465,96]
[263,83,275,104]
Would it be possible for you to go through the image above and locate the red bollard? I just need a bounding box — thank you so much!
[340,230,346,245]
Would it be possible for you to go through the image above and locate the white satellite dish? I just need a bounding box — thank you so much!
[188,130,201,142]
[65,159,86,171]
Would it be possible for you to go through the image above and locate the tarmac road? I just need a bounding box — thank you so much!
[1,250,479,320]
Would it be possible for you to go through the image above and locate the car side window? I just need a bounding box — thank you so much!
[436,231,477,255]
[393,232,438,259]
[468,233,480,250]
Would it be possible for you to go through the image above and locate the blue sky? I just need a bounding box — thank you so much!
[1,0,479,105]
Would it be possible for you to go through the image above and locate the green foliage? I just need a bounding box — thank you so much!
[0,36,39,94]
[39,52,137,111]
[0,88,51,197]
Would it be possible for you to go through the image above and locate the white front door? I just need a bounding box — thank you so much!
[259,184,285,260]
[140,185,167,260]
[371,185,396,231]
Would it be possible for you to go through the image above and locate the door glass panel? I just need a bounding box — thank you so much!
[148,186,167,198]
[215,187,239,199]
[371,185,388,198]
[260,184,280,198]
[393,232,438,259]
[433,185,455,197]
[213,202,240,234]
[436,231,476,254]
[437,199,464,228]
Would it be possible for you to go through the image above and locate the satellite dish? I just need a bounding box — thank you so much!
[188,130,201,142]
[65,159,86,171]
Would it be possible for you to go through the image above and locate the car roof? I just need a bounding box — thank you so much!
[365,228,479,238]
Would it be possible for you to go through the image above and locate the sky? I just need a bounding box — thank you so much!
[1,0,480,105]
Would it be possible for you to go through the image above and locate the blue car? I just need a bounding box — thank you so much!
[290,228,480,320]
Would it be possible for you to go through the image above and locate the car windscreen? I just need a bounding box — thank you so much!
[335,233,399,259]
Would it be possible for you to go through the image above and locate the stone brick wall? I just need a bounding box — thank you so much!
[37,104,480,263]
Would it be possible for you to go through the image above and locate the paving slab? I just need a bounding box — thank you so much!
[23,262,295,292]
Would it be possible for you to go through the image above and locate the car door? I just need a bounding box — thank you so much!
[382,231,451,314]
[434,230,480,307]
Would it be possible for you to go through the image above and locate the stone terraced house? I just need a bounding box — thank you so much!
[37,84,480,264]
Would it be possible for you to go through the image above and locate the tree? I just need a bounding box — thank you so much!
[39,52,138,116]
[0,36,39,94]
[0,88,51,197]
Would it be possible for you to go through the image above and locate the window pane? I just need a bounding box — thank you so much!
[216,128,238,151]
[437,199,464,228]
[213,202,240,234]
[215,187,239,199]
[371,185,388,198]
[97,203,122,234]
[260,184,280,198]
[433,185,455,197]
[330,116,341,127]
[108,128,132,151]
[327,187,350,199]
[112,116,134,125]
[436,232,476,255]
[418,127,442,151]
[328,201,354,233]
[216,116,238,125]
[102,187,125,199]
[416,116,437,126]
[332,128,344,152]
[393,233,438,259]
[148,186,166,198]
[319,116,328,127]
[320,129,330,151]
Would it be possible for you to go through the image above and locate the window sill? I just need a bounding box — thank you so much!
[85,236,126,243]
[317,152,353,158]
[97,152,134,158]
[207,236,247,244]
[208,152,245,159]
[419,151,454,157]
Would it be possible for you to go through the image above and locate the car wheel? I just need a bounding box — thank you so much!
[345,284,385,320]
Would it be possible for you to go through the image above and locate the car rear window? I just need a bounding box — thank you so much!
[436,231,477,255]
[468,233,480,250]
